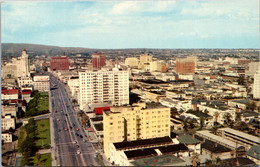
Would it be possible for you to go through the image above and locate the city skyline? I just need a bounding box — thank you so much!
[2,0,259,49]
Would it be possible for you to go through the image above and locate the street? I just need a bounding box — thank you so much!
[50,75,98,166]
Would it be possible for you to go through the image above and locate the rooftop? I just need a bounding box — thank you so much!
[218,127,260,145]
[247,144,260,160]
[145,103,168,109]
[231,99,251,104]
[177,134,201,145]
[2,89,19,95]
[131,154,185,166]
[201,139,232,153]
[113,136,173,150]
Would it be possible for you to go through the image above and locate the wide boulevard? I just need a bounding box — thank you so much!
[50,75,98,166]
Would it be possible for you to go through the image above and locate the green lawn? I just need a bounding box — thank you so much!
[37,92,49,111]
[31,153,51,166]
[36,119,50,149]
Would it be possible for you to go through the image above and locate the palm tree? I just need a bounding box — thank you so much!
[213,112,219,125]
[223,113,232,126]
[191,152,200,166]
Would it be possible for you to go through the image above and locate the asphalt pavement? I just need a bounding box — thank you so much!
[49,75,98,166]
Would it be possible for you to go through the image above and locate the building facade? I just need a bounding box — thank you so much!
[92,52,106,69]
[103,103,171,159]
[33,76,50,92]
[79,68,129,110]
[175,56,197,74]
[1,115,15,130]
[50,57,70,71]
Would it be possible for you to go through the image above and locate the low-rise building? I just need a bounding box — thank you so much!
[21,89,32,103]
[1,89,19,100]
[1,115,15,130]
[1,105,17,117]
[1,131,12,143]
[246,145,260,164]
[177,134,201,154]
[33,75,50,92]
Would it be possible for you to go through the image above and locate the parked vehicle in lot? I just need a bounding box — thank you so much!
[83,139,86,143]
[73,140,77,144]
[64,127,68,131]
[79,135,83,138]
[76,145,79,148]
[76,128,79,131]
[77,150,81,154]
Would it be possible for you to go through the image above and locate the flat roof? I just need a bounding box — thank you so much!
[93,123,103,131]
[114,136,173,150]
[196,130,242,149]
[218,127,260,145]
[131,154,184,166]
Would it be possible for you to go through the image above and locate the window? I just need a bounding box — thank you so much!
[110,123,113,125]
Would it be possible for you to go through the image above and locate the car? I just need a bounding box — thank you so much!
[77,150,81,154]
[83,139,86,143]
[64,127,68,131]
[76,133,79,136]
[73,140,77,144]
[76,128,79,131]
[76,145,79,148]
[57,118,60,121]
[65,114,68,116]
[70,126,72,129]
[79,135,83,138]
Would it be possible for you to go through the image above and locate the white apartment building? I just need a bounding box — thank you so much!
[1,115,15,130]
[253,68,260,99]
[79,68,129,110]
[33,76,50,92]
[103,103,171,159]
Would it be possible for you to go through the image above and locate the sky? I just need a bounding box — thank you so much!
[2,0,259,49]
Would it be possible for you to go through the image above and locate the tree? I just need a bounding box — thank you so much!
[72,99,78,105]
[223,113,233,126]
[191,152,200,166]
[213,112,219,125]
[205,159,214,166]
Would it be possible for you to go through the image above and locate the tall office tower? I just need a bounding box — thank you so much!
[92,52,106,69]
[79,68,129,110]
[103,103,171,159]
[50,57,70,71]
[175,55,197,74]
[16,49,30,77]
[253,68,260,99]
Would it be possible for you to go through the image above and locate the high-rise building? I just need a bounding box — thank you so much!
[253,68,260,99]
[175,56,197,74]
[103,103,171,159]
[17,49,30,77]
[92,52,106,69]
[79,68,129,110]
[50,57,70,71]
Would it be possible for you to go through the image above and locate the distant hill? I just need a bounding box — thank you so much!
[2,43,94,58]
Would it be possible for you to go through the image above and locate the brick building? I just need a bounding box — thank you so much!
[50,57,70,71]
[92,52,106,69]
